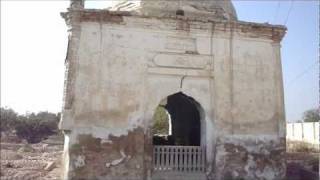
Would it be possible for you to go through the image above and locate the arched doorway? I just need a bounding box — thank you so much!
[152,92,205,173]
[152,92,201,146]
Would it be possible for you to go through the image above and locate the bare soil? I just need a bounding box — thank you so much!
[286,152,319,180]
[1,133,63,180]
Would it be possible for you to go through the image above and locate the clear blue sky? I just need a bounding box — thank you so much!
[1,1,319,122]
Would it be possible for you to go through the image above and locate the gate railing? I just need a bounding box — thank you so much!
[153,146,205,172]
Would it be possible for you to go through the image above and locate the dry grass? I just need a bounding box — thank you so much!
[287,140,319,153]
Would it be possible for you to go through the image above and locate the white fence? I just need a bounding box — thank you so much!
[286,122,319,145]
[153,146,205,172]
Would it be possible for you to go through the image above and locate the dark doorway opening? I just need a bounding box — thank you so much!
[152,92,201,146]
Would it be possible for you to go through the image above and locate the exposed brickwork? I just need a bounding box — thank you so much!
[68,127,145,180]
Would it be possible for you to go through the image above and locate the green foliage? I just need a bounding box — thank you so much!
[152,106,169,135]
[0,107,18,131]
[303,108,320,122]
[0,107,60,143]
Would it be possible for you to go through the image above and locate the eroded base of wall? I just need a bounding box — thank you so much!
[62,127,145,180]
[214,135,286,180]
[62,131,286,180]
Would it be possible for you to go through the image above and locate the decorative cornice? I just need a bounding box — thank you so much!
[61,9,287,42]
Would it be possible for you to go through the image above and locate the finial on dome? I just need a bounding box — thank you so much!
[70,0,84,9]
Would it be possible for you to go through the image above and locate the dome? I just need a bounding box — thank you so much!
[110,0,238,21]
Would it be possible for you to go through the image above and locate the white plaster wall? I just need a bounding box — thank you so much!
[231,38,280,134]
[60,13,288,179]
[70,18,220,138]
[211,35,284,136]
[287,122,319,145]
[64,15,285,163]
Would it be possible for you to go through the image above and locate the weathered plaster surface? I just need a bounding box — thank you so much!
[60,4,286,179]
[214,135,286,180]
[65,127,145,180]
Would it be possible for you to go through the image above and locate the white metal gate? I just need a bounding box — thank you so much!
[153,146,205,172]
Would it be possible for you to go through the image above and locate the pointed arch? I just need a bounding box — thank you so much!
[152,92,205,146]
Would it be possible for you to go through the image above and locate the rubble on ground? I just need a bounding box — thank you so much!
[0,134,63,180]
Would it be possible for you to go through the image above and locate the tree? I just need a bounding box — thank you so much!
[15,111,60,143]
[0,107,18,131]
[0,107,61,143]
[303,109,320,122]
[152,106,170,135]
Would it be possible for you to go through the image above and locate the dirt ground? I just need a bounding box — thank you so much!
[0,133,63,180]
[1,134,319,180]
[286,152,319,180]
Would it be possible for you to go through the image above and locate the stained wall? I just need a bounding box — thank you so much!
[60,9,286,180]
